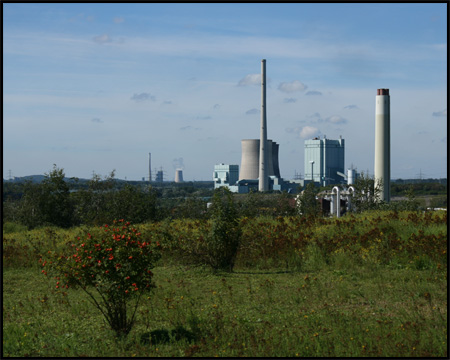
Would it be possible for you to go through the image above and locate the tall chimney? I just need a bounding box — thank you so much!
[259,59,268,191]
[149,152,152,182]
[374,88,390,202]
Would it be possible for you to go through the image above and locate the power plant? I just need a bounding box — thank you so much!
[374,88,390,202]
[213,59,292,193]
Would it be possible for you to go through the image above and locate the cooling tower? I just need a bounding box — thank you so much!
[239,139,260,180]
[174,169,183,183]
[239,139,280,180]
[272,141,281,178]
[259,59,268,191]
[374,88,390,202]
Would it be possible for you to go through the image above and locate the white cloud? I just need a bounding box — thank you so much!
[238,74,261,86]
[284,98,297,103]
[326,115,347,124]
[299,126,320,139]
[278,80,307,93]
[286,126,320,139]
[113,17,124,24]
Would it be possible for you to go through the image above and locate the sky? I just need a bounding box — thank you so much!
[3,3,447,181]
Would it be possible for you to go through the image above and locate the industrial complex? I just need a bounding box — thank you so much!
[212,59,380,195]
[148,59,392,204]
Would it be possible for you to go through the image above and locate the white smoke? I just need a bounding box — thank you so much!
[173,157,184,170]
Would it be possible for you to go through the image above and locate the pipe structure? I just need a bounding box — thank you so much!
[259,59,268,191]
[331,186,341,218]
[375,88,390,202]
[347,186,355,212]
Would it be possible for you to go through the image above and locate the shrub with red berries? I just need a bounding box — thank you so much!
[41,219,161,336]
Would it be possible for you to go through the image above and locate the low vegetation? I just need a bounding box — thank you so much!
[3,207,447,357]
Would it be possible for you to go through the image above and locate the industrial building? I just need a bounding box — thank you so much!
[212,59,293,193]
[304,136,345,186]
[213,164,239,189]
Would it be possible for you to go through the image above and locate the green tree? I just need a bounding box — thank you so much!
[107,184,159,224]
[72,171,117,226]
[205,187,242,272]
[350,172,384,213]
[40,165,73,228]
[297,182,321,217]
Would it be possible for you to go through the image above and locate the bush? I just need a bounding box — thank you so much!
[41,219,161,337]
[204,188,242,272]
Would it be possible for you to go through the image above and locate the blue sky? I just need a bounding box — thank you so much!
[3,3,447,181]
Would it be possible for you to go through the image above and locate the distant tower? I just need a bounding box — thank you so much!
[174,169,184,183]
[374,88,390,202]
[259,59,268,191]
[155,167,164,183]
[148,153,152,182]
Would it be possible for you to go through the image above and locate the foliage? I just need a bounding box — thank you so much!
[204,188,242,272]
[350,172,384,212]
[236,191,296,218]
[297,182,321,217]
[41,219,161,337]
[3,209,447,356]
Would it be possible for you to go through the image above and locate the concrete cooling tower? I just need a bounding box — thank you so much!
[239,139,280,180]
[174,169,183,183]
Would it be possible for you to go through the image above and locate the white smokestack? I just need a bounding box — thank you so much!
[374,88,390,202]
[259,59,268,191]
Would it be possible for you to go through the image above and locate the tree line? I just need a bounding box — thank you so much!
[2,166,298,230]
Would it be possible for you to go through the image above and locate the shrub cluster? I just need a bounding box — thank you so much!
[41,219,161,336]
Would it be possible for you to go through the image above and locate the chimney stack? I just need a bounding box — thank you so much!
[259,59,268,191]
[374,88,390,202]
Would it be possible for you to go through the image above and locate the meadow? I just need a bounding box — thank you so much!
[3,210,447,357]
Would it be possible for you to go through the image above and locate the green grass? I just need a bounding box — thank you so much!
[3,210,447,357]
[3,260,447,357]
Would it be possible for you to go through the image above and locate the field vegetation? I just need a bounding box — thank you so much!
[3,204,447,357]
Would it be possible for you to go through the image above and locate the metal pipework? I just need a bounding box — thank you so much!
[331,186,341,218]
[259,59,268,191]
[347,186,355,212]
[374,88,390,202]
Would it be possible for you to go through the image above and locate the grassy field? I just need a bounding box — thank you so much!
[3,210,447,357]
